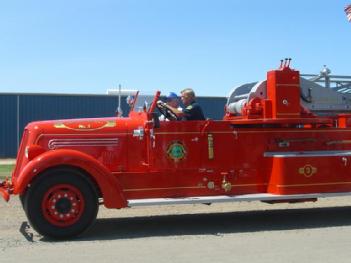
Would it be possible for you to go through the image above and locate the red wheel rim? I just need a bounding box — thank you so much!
[41,184,85,227]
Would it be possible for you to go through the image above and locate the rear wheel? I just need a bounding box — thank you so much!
[24,168,98,239]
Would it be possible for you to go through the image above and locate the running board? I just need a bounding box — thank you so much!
[127,192,351,207]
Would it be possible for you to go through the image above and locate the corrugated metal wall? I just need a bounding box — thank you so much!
[0,95,17,157]
[197,97,226,120]
[0,93,226,157]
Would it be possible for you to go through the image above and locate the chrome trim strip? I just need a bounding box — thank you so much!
[35,133,128,144]
[48,138,119,149]
[326,140,351,145]
[264,150,351,157]
[127,191,351,206]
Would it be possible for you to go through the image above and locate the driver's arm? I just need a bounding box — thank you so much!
[157,101,184,117]
[166,105,183,115]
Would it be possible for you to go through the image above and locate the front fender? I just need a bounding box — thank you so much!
[13,149,127,208]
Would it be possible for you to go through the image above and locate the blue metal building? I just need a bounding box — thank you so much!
[0,93,226,157]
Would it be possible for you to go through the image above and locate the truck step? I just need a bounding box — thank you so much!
[127,192,351,207]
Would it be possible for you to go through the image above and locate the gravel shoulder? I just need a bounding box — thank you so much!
[2,196,351,262]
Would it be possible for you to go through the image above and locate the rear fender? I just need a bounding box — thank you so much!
[13,149,127,208]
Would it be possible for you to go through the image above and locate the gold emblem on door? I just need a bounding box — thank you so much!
[298,164,317,178]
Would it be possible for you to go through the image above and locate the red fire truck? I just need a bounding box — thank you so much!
[2,60,351,239]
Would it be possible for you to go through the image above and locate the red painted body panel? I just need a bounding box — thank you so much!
[268,155,351,194]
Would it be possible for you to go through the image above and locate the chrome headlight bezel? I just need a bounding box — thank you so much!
[24,146,29,159]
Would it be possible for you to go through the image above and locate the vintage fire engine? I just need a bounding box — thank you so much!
[2,60,351,239]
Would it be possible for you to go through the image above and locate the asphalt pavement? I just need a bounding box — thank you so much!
[2,196,351,262]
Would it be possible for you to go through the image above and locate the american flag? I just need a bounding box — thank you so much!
[345,4,351,22]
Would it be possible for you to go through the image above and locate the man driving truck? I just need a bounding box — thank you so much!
[157,88,205,121]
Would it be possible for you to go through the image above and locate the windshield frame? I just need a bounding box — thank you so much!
[128,91,161,115]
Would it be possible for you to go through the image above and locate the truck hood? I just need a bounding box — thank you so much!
[26,117,120,134]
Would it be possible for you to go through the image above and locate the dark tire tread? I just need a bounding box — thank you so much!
[24,167,98,239]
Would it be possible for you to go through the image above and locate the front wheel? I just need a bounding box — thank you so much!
[24,168,99,239]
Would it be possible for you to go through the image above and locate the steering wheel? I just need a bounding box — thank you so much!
[156,102,179,121]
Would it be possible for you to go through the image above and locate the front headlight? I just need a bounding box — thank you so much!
[24,146,29,159]
[25,145,46,161]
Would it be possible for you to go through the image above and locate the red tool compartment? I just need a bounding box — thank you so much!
[267,152,351,194]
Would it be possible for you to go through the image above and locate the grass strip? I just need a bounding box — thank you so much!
[0,164,14,180]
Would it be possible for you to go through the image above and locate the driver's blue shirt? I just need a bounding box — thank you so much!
[182,101,205,121]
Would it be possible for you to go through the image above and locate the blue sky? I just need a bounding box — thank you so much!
[0,0,350,97]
